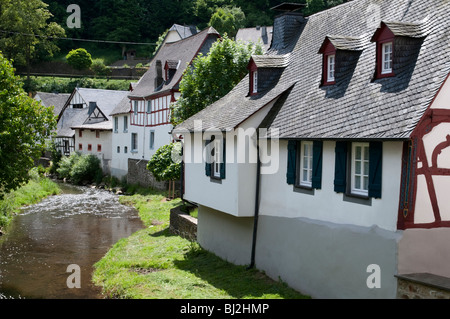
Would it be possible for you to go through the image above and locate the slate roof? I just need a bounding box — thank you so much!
[34,92,70,116]
[174,0,450,141]
[169,24,199,40]
[57,88,128,137]
[128,27,220,99]
[236,26,273,52]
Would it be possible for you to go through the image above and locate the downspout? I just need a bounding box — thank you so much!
[248,135,261,269]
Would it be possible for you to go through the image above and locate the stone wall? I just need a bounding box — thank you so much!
[169,205,197,242]
[396,273,450,299]
[127,158,167,190]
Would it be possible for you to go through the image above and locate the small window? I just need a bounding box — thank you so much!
[117,146,120,153]
[133,101,138,115]
[252,71,258,94]
[114,117,119,133]
[97,144,102,152]
[96,130,100,138]
[79,143,82,151]
[131,133,138,152]
[88,144,92,151]
[147,100,152,113]
[299,141,313,187]
[123,116,128,132]
[351,143,370,196]
[72,103,83,109]
[213,139,221,178]
[327,55,335,82]
[79,130,83,138]
[381,42,393,74]
[124,146,128,154]
[149,131,155,150]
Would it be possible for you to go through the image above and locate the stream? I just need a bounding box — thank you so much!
[0,182,145,299]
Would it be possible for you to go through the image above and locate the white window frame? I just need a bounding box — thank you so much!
[351,142,370,197]
[114,117,118,133]
[299,141,313,187]
[381,42,393,74]
[327,54,335,82]
[252,71,258,93]
[131,133,138,153]
[213,139,221,178]
[123,116,128,133]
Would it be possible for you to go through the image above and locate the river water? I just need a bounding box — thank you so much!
[0,182,145,299]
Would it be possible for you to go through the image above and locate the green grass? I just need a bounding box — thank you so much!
[0,169,61,231]
[92,188,309,299]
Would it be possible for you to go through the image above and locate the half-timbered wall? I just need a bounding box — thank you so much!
[130,94,172,127]
[68,91,88,109]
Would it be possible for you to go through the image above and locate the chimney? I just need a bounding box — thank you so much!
[155,60,164,88]
[269,2,307,53]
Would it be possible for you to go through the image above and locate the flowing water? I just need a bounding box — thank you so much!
[0,182,145,299]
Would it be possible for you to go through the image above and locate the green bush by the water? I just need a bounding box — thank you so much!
[57,152,103,185]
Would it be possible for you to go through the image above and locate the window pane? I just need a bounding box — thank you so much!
[355,160,361,175]
[355,176,361,189]
[355,146,361,160]
[363,176,369,190]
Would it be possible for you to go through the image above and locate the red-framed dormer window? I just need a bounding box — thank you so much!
[318,37,336,86]
[371,22,395,79]
[247,58,258,96]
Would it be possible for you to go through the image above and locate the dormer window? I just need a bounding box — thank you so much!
[327,54,335,82]
[371,22,395,78]
[164,60,179,82]
[381,42,393,74]
[318,37,337,86]
[252,70,258,94]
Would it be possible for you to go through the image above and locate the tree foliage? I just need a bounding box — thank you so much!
[66,48,93,70]
[147,142,182,182]
[0,0,65,70]
[0,52,56,198]
[171,35,262,125]
[208,7,246,38]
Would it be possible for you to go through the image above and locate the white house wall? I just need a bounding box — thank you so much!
[75,129,112,173]
[259,140,403,232]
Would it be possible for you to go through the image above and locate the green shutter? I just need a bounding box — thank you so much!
[220,139,226,179]
[334,141,347,193]
[286,140,297,185]
[369,142,383,198]
[205,139,211,177]
[312,141,323,189]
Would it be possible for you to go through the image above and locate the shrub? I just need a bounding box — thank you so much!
[91,58,112,77]
[57,152,81,179]
[69,154,102,185]
[66,48,93,70]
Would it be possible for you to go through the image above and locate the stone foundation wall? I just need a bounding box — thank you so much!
[127,158,167,190]
[396,274,450,299]
[169,205,197,242]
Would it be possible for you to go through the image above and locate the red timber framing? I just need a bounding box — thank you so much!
[371,22,395,79]
[398,73,450,230]
[318,37,337,86]
[129,92,175,127]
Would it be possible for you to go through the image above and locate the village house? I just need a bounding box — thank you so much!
[109,25,220,186]
[236,25,273,52]
[55,87,128,173]
[173,0,450,298]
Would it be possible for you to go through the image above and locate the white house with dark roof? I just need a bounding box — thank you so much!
[109,26,220,183]
[173,0,450,299]
[236,26,273,52]
[55,87,128,173]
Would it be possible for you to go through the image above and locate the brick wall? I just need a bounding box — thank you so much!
[127,158,167,190]
[396,274,450,299]
[169,205,197,242]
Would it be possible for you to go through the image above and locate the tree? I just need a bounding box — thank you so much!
[171,35,263,125]
[0,0,65,80]
[0,53,56,198]
[147,142,182,199]
[304,0,327,16]
[208,6,246,38]
[66,48,93,70]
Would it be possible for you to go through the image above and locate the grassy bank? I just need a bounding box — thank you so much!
[0,169,61,231]
[92,188,309,299]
